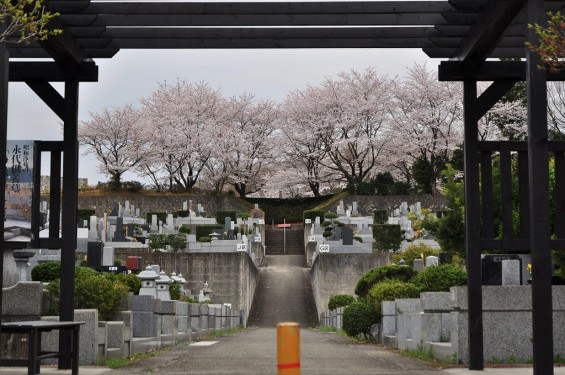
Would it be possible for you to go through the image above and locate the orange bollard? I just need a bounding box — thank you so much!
[277,322,300,375]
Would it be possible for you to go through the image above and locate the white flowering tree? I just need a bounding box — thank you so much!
[78,104,147,189]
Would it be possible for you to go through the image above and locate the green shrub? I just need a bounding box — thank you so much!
[324,211,338,219]
[355,264,416,297]
[77,209,96,226]
[328,294,355,311]
[47,272,129,321]
[167,233,187,252]
[195,225,224,240]
[322,220,333,227]
[353,236,363,243]
[31,261,61,282]
[342,301,380,338]
[410,264,467,292]
[170,282,182,300]
[198,236,211,242]
[391,243,440,265]
[149,234,168,250]
[372,224,402,252]
[367,279,421,316]
[322,229,333,238]
[115,273,141,295]
[178,225,192,234]
[176,210,190,218]
[145,212,169,224]
[216,211,236,226]
[303,209,325,221]
[373,210,388,225]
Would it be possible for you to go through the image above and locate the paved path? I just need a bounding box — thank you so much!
[247,255,318,328]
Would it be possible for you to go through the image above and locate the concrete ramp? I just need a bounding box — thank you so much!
[247,255,318,327]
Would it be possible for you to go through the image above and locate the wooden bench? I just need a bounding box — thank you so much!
[0,320,83,375]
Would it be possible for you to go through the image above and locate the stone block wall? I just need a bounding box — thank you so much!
[309,253,390,318]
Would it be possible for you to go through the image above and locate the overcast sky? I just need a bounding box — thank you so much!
[7,47,438,185]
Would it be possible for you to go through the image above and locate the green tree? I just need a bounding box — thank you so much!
[527,11,565,73]
[1,0,60,44]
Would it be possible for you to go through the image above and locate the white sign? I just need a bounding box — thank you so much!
[236,244,247,252]
[308,236,316,242]
[254,236,261,242]
[319,244,330,253]
[305,219,312,224]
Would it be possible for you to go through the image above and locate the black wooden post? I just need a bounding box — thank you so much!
[526,0,553,374]
[58,79,80,369]
[0,24,9,323]
[463,80,483,370]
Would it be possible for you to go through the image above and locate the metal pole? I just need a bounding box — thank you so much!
[284,218,286,255]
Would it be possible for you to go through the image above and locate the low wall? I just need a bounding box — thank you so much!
[309,253,390,318]
[115,251,259,319]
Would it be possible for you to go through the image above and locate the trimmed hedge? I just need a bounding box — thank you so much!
[373,210,388,225]
[145,212,169,224]
[176,210,190,218]
[342,301,380,338]
[410,264,467,292]
[304,209,325,222]
[216,211,236,226]
[367,279,421,316]
[31,261,61,282]
[355,264,416,297]
[328,294,355,311]
[77,209,96,226]
[373,224,402,252]
[195,225,224,240]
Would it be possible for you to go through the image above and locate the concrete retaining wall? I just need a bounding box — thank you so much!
[115,251,259,316]
[309,253,390,318]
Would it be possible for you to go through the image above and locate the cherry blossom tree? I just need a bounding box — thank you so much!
[214,93,279,198]
[78,104,147,189]
[138,80,224,191]
[388,63,463,194]
[548,82,565,139]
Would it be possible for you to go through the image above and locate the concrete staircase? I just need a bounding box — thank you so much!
[265,226,304,255]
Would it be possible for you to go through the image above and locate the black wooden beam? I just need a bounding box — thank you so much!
[450,0,524,68]
[0,25,9,326]
[39,17,90,64]
[439,61,565,81]
[9,62,98,82]
[25,80,66,121]
[476,80,518,120]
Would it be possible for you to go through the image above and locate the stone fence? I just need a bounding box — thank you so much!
[1,283,245,365]
[381,286,565,364]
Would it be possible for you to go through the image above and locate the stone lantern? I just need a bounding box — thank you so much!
[137,265,159,298]
[198,281,213,302]
[171,271,188,295]
[156,271,172,301]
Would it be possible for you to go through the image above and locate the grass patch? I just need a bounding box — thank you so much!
[103,350,158,369]
[317,326,338,333]
[398,343,457,368]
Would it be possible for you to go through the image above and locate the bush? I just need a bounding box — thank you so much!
[322,229,333,238]
[324,211,338,219]
[373,224,402,252]
[176,210,190,218]
[47,271,129,321]
[149,234,168,250]
[178,225,192,234]
[328,294,355,311]
[303,209,325,221]
[198,236,211,242]
[216,211,236,226]
[122,180,144,193]
[367,279,421,316]
[115,273,141,295]
[77,209,96,226]
[342,301,380,338]
[322,220,333,227]
[410,264,467,292]
[353,236,363,243]
[355,264,416,297]
[145,212,169,224]
[170,282,182,300]
[373,210,388,225]
[167,233,187,252]
[31,261,61,282]
[391,243,440,266]
[195,225,224,240]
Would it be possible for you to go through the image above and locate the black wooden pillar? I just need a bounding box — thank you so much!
[0,25,8,322]
[58,79,80,369]
[526,0,553,374]
[463,80,483,370]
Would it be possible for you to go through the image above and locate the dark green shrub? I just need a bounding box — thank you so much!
[31,261,61,282]
[303,209,325,221]
[198,236,211,242]
[372,224,402,252]
[170,282,182,300]
[322,229,333,238]
[355,264,416,297]
[195,225,224,240]
[373,210,388,225]
[178,225,192,234]
[342,301,380,338]
[176,210,190,218]
[179,295,198,303]
[328,294,355,311]
[167,233,187,252]
[391,243,439,265]
[75,266,100,278]
[115,273,141,295]
[322,220,333,227]
[149,234,168,250]
[47,272,129,321]
[77,209,96,226]
[122,180,144,193]
[353,236,363,243]
[324,211,338,219]
[145,212,168,224]
[367,279,421,316]
[216,211,236,226]
[410,264,467,292]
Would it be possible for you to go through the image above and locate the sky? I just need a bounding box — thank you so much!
[7,47,439,185]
